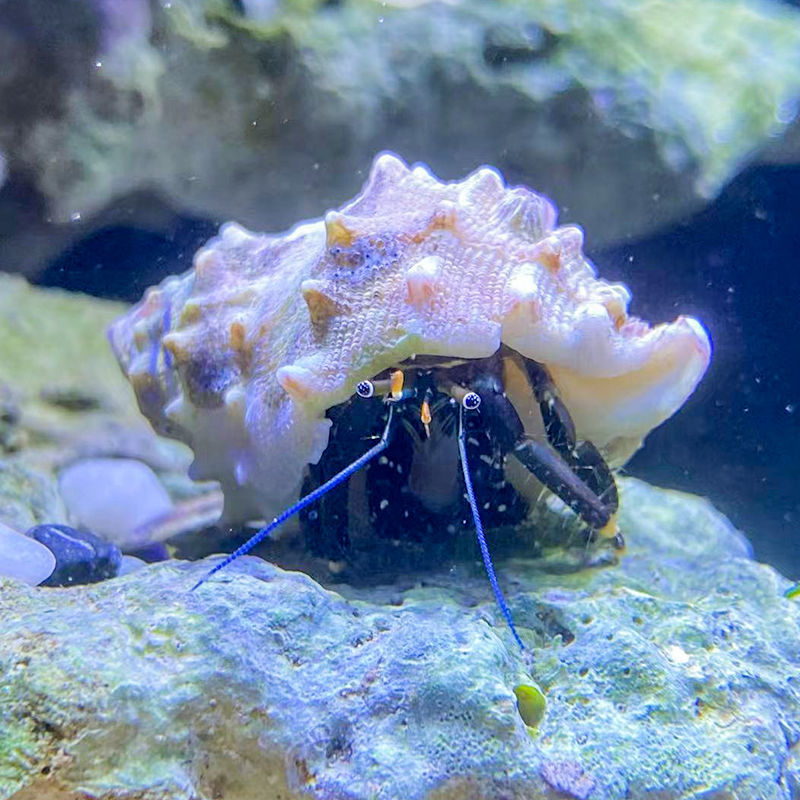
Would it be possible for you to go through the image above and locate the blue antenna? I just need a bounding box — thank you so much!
[191,404,397,591]
[457,403,524,650]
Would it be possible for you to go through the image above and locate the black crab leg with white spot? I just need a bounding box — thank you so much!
[520,359,621,543]
[190,394,401,592]
[434,353,620,543]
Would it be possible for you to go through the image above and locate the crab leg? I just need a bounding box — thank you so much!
[523,360,619,518]
[569,440,618,515]
[512,437,615,530]
[301,398,384,559]
[468,372,618,534]
[524,359,577,459]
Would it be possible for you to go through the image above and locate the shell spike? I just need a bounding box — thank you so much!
[163,396,185,421]
[458,166,505,206]
[369,151,410,183]
[406,255,442,306]
[499,188,558,240]
[555,225,584,257]
[301,280,339,325]
[324,211,357,249]
[193,247,221,278]
[276,364,318,402]
[503,264,541,330]
[219,222,259,247]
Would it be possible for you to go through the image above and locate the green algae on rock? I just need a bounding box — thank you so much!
[1,479,799,800]
[0,274,215,548]
[7,0,800,280]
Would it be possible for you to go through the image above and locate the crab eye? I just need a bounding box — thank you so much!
[462,391,481,410]
[356,380,375,398]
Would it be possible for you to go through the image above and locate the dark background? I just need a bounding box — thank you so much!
[600,165,800,577]
[28,162,800,579]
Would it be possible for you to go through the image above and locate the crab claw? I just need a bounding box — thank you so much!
[471,358,619,535]
[512,437,615,531]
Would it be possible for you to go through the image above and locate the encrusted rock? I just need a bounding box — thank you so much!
[6,0,800,277]
[0,274,213,549]
[1,480,798,799]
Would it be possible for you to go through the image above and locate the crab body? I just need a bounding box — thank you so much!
[109,153,711,532]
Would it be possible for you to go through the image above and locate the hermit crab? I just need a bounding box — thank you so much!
[109,153,711,646]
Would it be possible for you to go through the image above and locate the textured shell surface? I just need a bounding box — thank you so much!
[109,153,711,523]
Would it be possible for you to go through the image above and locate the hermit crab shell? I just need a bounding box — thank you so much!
[108,153,711,523]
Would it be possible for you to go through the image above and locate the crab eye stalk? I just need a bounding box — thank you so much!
[438,382,482,414]
[462,391,481,410]
[356,380,375,398]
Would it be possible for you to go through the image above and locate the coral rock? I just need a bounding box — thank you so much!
[1,480,798,800]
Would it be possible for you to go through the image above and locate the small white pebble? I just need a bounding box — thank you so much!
[0,522,55,586]
[59,458,173,550]
[379,499,389,510]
